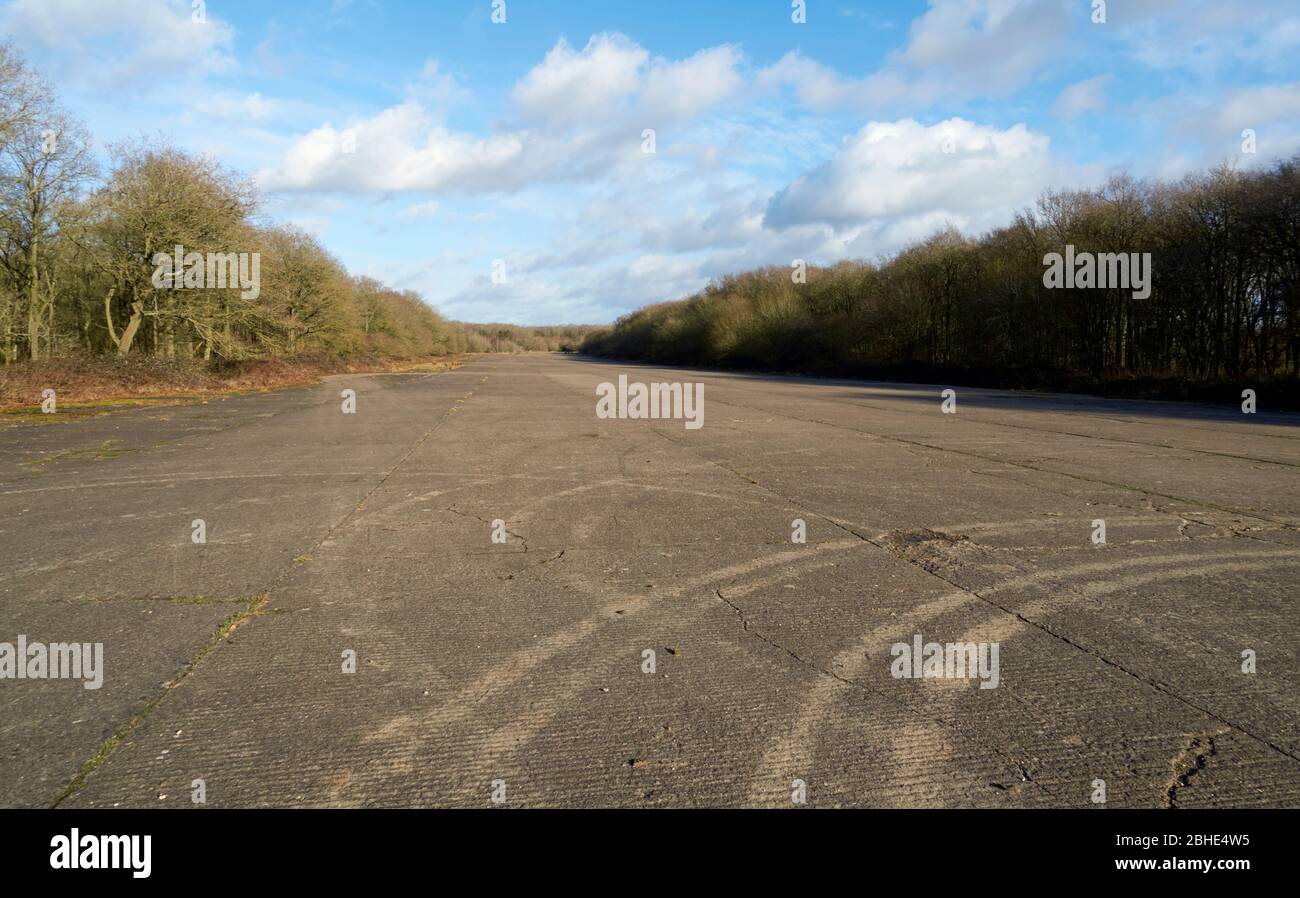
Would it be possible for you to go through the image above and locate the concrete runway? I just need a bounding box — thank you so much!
[3,353,1298,808]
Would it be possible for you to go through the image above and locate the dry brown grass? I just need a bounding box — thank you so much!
[0,353,463,414]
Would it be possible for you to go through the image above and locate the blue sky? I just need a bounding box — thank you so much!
[4,0,1299,324]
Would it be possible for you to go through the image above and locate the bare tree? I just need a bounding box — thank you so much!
[0,108,96,359]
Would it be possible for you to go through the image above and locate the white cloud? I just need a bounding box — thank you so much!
[1,0,235,85]
[260,33,743,195]
[641,45,744,121]
[261,102,527,193]
[1137,81,1300,164]
[758,0,1071,110]
[437,250,710,326]
[1115,0,1300,75]
[756,52,911,109]
[513,34,648,127]
[1215,82,1300,134]
[764,118,1054,233]
[195,92,276,123]
[513,34,742,127]
[412,59,471,108]
[1204,83,1300,162]
[899,0,1070,92]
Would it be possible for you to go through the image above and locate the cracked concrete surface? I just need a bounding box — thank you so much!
[2,354,1299,808]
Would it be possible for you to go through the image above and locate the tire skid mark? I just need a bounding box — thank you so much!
[439,554,855,802]
[353,476,774,536]
[442,539,857,709]
[878,555,1300,807]
[749,547,1300,806]
[358,540,865,771]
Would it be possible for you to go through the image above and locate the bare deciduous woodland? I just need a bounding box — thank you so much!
[0,43,589,383]
[584,162,1300,403]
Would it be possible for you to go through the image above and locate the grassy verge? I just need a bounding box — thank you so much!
[0,353,463,415]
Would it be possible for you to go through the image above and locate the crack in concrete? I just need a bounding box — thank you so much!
[861,518,1300,770]
[649,419,1300,795]
[651,395,1300,767]
[442,505,529,551]
[49,372,484,807]
[50,592,270,808]
[79,594,252,606]
[646,427,1066,798]
[713,587,856,689]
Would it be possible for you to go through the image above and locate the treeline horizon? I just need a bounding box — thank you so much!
[583,153,1300,403]
[452,322,597,354]
[0,43,597,368]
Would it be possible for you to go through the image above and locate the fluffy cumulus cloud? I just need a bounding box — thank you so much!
[260,33,744,195]
[641,45,744,121]
[262,102,529,194]
[509,33,647,126]
[764,118,1053,233]
[513,33,649,126]
[513,33,743,127]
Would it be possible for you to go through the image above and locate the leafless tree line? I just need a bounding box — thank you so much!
[0,44,468,365]
[585,159,1300,396]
